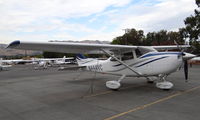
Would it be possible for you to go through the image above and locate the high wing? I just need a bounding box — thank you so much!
[7,40,190,54]
[7,40,138,54]
[152,45,190,50]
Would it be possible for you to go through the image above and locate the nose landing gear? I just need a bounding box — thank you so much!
[156,75,173,90]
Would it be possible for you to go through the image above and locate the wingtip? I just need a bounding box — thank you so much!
[7,40,20,48]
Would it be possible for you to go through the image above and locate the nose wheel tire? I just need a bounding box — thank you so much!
[156,75,173,90]
[156,81,173,90]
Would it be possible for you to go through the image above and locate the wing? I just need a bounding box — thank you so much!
[152,45,190,50]
[7,40,138,54]
[7,40,190,54]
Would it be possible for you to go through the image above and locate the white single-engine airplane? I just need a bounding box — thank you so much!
[53,56,75,65]
[0,58,12,71]
[34,56,74,69]
[7,40,196,90]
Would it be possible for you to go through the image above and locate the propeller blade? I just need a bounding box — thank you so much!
[184,60,188,81]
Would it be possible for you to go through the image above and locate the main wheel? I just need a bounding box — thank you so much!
[106,81,121,90]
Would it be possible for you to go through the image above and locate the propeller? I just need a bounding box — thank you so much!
[184,60,188,81]
[174,40,189,82]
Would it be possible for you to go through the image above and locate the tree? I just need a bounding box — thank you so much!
[145,30,184,46]
[111,28,145,45]
[168,31,184,44]
[184,0,200,41]
[183,0,200,54]
[154,30,168,45]
[111,36,125,45]
[145,32,156,46]
[111,29,185,46]
[196,0,200,7]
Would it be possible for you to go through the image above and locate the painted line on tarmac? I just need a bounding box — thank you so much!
[103,85,200,120]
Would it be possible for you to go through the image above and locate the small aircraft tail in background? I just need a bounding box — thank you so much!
[76,54,98,66]
[0,58,2,66]
[54,56,74,65]
[34,61,48,70]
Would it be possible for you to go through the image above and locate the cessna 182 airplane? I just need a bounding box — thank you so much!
[7,40,196,90]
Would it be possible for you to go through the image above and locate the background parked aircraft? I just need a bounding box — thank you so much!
[0,58,12,71]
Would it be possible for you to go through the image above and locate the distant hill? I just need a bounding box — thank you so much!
[0,44,42,57]
[0,44,7,49]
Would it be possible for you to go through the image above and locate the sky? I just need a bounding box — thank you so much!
[0,0,197,44]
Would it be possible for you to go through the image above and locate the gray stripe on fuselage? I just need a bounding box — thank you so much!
[78,60,95,65]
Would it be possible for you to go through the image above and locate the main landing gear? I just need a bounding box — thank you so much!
[106,74,174,90]
[106,75,126,90]
[156,75,173,90]
[146,77,158,83]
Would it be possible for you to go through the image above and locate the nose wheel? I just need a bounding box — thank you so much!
[156,75,173,90]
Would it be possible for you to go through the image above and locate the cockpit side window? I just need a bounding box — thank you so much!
[110,56,121,61]
[121,52,134,61]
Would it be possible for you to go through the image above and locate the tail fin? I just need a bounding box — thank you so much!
[62,56,66,62]
[76,54,99,66]
[76,54,98,66]
[76,54,87,66]
[76,54,87,59]
[0,58,2,65]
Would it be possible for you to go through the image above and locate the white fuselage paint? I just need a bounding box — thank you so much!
[80,52,183,77]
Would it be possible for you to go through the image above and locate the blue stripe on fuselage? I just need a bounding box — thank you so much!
[136,56,169,68]
[113,63,122,67]
[140,52,181,59]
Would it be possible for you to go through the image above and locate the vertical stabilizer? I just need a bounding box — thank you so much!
[76,54,87,66]
[76,54,98,66]
[62,56,66,62]
[0,58,2,65]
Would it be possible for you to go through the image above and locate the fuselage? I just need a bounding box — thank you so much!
[82,52,183,77]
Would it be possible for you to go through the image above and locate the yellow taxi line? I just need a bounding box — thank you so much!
[104,85,200,120]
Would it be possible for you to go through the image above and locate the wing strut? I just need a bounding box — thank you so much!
[101,49,143,76]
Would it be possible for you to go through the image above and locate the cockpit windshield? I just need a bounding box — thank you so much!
[135,49,142,58]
